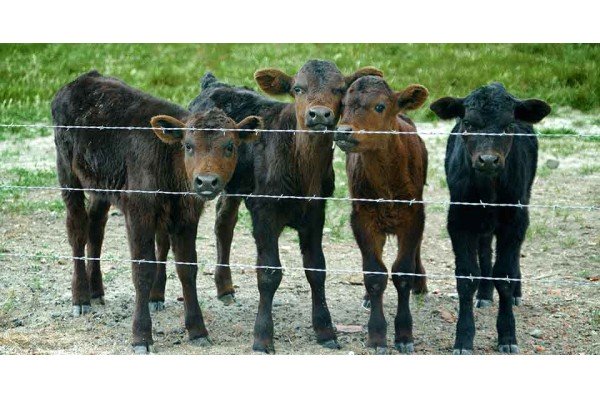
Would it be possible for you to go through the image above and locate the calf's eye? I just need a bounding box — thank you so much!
[375,104,385,113]
[224,141,235,157]
[293,87,304,95]
[184,143,193,153]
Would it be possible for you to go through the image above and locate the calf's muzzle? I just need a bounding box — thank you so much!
[194,174,223,200]
[306,106,335,130]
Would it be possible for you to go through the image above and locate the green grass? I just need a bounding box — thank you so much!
[1,44,600,140]
[0,168,64,214]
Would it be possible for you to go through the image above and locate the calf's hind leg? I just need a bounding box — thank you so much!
[149,228,169,312]
[86,196,110,305]
[63,189,91,316]
[56,158,91,316]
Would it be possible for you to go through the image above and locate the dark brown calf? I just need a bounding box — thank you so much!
[189,60,383,353]
[334,76,429,353]
[51,71,261,353]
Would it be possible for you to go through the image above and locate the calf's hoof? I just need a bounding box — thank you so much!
[132,344,154,354]
[498,344,520,354]
[452,348,473,355]
[252,340,275,354]
[475,299,493,308]
[72,304,92,317]
[149,301,165,312]
[191,336,212,347]
[513,297,523,306]
[395,342,414,354]
[361,299,371,310]
[218,293,236,306]
[320,339,341,350]
[91,296,105,305]
[374,346,388,355]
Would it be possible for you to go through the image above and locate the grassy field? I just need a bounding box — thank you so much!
[1,43,599,141]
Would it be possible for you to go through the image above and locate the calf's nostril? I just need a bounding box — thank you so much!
[309,111,316,118]
[211,177,219,188]
[324,111,331,118]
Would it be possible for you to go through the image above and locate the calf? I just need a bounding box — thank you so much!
[333,76,429,353]
[188,60,383,353]
[51,70,261,353]
[430,82,551,354]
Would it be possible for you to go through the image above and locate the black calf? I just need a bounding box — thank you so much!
[430,83,551,354]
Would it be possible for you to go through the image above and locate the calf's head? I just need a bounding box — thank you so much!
[430,83,551,176]
[254,59,383,133]
[334,75,428,152]
[151,108,262,200]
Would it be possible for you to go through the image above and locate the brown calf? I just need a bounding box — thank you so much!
[51,71,261,353]
[334,75,429,353]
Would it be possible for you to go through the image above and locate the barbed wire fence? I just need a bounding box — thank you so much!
[1,123,599,290]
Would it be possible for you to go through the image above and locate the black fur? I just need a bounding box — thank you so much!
[431,83,550,354]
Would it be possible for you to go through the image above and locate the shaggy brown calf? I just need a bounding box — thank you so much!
[51,71,261,353]
[334,76,429,353]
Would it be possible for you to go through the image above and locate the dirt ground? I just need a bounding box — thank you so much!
[0,118,598,355]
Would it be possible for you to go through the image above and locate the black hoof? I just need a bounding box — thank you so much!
[395,342,415,354]
[375,346,388,355]
[72,304,92,316]
[475,299,493,308]
[252,341,275,354]
[149,301,165,312]
[191,337,212,347]
[513,297,523,306]
[218,293,236,306]
[498,344,519,354]
[362,299,371,310]
[132,344,153,354]
[91,296,105,305]
[320,339,341,350]
[452,348,473,355]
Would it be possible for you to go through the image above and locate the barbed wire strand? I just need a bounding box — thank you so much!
[0,184,597,211]
[1,252,597,288]
[1,123,599,138]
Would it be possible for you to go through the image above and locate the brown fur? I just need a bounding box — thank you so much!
[335,76,429,351]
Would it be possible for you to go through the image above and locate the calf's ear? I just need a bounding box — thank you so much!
[254,69,293,95]
[515,99,551,124]
[235,116,263,142]
[345,66,383,86]
[150,115,186,144]
[396,84,429,111]
[429,97,465,120]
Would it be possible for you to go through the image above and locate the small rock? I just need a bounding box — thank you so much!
[530,329,543,339]
[545,159,559,169]
[12,318,24,327]
[534,345,545,353]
